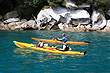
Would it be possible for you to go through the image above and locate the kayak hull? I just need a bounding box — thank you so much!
[13,41,86,55]
[31,38,89,45]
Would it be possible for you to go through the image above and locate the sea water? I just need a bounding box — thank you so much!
[0,30,110,72]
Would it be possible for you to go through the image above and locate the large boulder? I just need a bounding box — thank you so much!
[14,22,24,30]
[21,20,37,30]
[4,20,37,30]
[7,22,22,30]
[21,19,27,22]
[4,18,20,24]
[8,22,16,27]
[36,6,90,31]
[91,10,106,30]
[4,11,19,20]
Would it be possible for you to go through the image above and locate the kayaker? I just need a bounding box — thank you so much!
[36,40,44,48]
[55,44,71,51]
[31,40,44,48]
[57,33,67,44]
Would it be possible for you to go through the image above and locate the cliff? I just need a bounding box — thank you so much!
[0,0,110,32]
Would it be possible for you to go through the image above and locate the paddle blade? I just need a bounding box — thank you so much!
[52,36,57,38]
[84,41,90,43]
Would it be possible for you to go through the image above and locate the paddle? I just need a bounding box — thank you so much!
[52,36,58,39]
[32,42,39,44]
[52,36,60,41]
[84,41,90,43]
[52,36,63,42]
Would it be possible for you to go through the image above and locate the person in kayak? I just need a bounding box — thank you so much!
[30,40,44,48]
[55,44,71,51]
[57,33,67,44]
[36,40,44,48]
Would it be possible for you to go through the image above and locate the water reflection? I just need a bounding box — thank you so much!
[13,48,37,57]
[13,48,81,63]
[13,48,62,62]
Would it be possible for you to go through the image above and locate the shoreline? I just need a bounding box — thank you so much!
[0,27,110,32]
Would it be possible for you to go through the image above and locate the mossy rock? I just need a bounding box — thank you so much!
[4,11,18,20]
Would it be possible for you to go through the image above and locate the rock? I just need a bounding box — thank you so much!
[62,0,90,9]
[62,0,78,9]
[0,22,4,30]
[27,20,37,28]
[4,11,18,19]
[0,1,109,32]
[70,9,90,19]
[0,21,4,26]
[8,22,16,27]
[106,20,110,27]
[4,18,20,24]
[36,6,60,27]
[78,3,90,8]
[0,21,13,30]
[14,25,22,30]
[51,24,60,30]
[85,24,91,29]
[0,15,2,20]
[70,18,90,26]
[46,19,57,30]
[8,21,25,30]
[36,6,90,31]
[21,19,27,22]
[7,22,18,30]
[91,10,106,30]
[21,20,37,30]
[3,25,10,30]
[21,22,27,28]
[103,20,110,32]
[58,23,64,31]
[16,22,24,26]
[107,10,110,16]
[58,23,86,32]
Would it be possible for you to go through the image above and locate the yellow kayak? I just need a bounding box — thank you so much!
[13,41,87,55]
[31,38,90,45]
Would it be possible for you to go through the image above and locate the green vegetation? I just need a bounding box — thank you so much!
[47,0,63,6]
[0,0,110,19]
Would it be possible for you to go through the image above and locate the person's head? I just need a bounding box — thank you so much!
[38,40,42,43]
[62,33,65,37]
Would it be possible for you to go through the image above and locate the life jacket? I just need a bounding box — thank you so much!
[64,44,69,51]
[65,37,68,42]
[62,37,68,43]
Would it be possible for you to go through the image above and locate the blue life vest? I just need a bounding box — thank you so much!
[62,37,66,43]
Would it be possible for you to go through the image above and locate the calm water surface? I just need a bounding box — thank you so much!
[0,30,110,72]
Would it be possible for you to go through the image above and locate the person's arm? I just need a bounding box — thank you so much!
[36,43,40,47]
[56,37,65,42]
[58,39,62,41]
[59,45,65,50]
